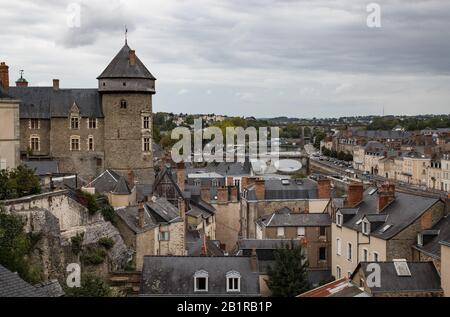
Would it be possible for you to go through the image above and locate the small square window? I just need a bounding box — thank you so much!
[120,100,127,109]
[195,277,207,292]
[277,227,285,237]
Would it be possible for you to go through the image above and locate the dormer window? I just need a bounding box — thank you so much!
[120,100,127,109]
[194,270,208,292]
[362,219,370,235]
[211,179,219,187]
[71,116,79,129]
[336,212,343,227]
[226,271,241,292]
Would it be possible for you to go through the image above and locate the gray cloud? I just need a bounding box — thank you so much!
[1,0,450,117]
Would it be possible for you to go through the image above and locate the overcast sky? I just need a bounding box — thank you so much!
[1,0,450,118]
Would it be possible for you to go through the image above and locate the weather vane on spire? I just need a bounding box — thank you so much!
[19,70,24,79]
[125,25,128,45]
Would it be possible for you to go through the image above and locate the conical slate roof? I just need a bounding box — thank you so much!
[97,44,156,80]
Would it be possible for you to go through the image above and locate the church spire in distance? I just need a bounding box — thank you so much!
[125,25,128,45]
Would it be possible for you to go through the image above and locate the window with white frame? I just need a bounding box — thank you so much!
[297,227,305,237]
[211,178,219,187]
[194,179,201,187]
[87,136,94,151]
[158,232,170,241]
[347,242,352,261]
[336,266,342,279]
[30,135,40,151]
[194,270,208,292]
[30,119,40,129]
[70,136,80,151]
[226,271,241,292]
[70,116,79,129]
[88,118,97,129]
[277,227,285,237]
[373,252,379,262]
[362,219,370,235]
[363,248,368,261]
[143,137,151,152]
[336,238,342,256]
[143,116,150,129]
[336,212,343,226]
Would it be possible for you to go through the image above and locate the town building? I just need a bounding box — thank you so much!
[440,237,450,297]
[240,178,332,239]
[115,198,186,270]
[3,43,156,184]
[331,182,445,279]
[0,63,20,170]
[140,256,260,296]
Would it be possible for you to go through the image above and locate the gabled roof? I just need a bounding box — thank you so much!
[97,44,156,80]
[337,187,441,240]
[140,256,260,296]
[237,239,299,250]
[414,215,450,258]
[112,176,131,195]
[145,197,182,223]
[8,87,103,119]
[116,206,156,233]
[355,261,442,294]
[0,265,45,297]
[86,169,129,194]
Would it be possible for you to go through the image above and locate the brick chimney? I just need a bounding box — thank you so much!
[250,247,258,272]
[53,79,59,91]
[377,182,395,212]
[217,187,228,204]
[129,50,136,66]
[241,177,248,190]
[0,62,9,93]
[138,202,145,229]
[255,179,265,201]
[176,162,185,193]
[227,176,234,187]
[317,178,331,199]
[230,186,238,202]
[178,196,186,221]
[127,170,135,188]
[201,186,210,203]
[345,182,364,207]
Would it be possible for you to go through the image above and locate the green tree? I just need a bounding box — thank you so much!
[64,274,113,297]
[0,166,41,200]
[0,206,42,284]
[266,241,310,297]
[313,131,326,149]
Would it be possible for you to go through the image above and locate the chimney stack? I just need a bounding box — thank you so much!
[138,202,145,229]
[345,182,364,207]
[0,62,9,93]
[255,179,265,201]
[53,79,59,91]
[230,186,238,202]
[377,182,395,212]
[317,178,331,199]
[129,50,136,66]
[127,170,135,188]
[217,187,228,204]
[178,196,186,221]
[176,162,185,193]
[201,187,210,203]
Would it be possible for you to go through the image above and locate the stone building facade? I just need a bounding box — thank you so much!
[3,43,155,183]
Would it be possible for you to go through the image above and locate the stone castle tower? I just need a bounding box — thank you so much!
[97,43,156,184]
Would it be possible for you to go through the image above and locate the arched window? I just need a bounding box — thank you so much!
[120,100,127,109]
[226,271,241,292]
